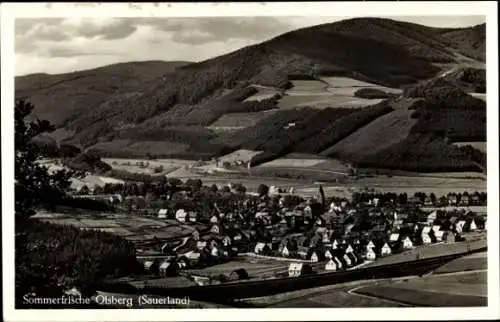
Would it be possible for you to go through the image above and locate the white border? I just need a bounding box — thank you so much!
[1,2,499,321]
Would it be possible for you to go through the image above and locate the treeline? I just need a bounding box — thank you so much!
[406,87,486,142]
[30,137,82,158]
[354,88,393,99]
[353,133,483,172]
[300,101,393,155]
[16,221,142,306]
[62,151,112,174]
[352,190,487,205]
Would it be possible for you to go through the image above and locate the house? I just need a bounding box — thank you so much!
[196,241,207,250]
[381,243,392,256]
[254,242,271,255]
[432,225,441,234]
[346,252,358,266]
[159,261,178,277]
[325,249,333,259]
[402,236,414,250]
[464,218,478,232]
[282,245,290,257]
[427,211,437,224]
[434,230,444,242]
[325,259,338,271]
[188,212,198,222]
[222,236,232,247]
[366,247,376,261]
[421,233,432,244]
[455,220,467,233]
[158,209,168,219]
[210,246,219,257]
[175,209,187,222]
[460,195,470,206]
[442,231,456,243]
[366,240,375,250]
[310,251,320,263]
[144,261,158,273]
[210,215,219,224]
[342,253,353,267]
[210,224,221,235]
[345,244,354,253]
[389,233,400,242]
[332,239,339,249]
[288,263,313,277]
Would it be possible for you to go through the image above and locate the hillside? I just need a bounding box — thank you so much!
[15,18,486,172]
[15,60,191,126]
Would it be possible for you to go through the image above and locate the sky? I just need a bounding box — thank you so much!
[15,15,486,76]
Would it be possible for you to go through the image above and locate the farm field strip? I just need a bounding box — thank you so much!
[321,106,418,156]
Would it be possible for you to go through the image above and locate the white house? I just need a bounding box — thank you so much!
[196,241,207,250]
[456,220,466,233]
[325,249,333,259]
[346,245,354,253]
[210,246,219,257]
[175,209,187,222]
[158,209,168,219]
[427,211,437,224]
[402,236,414,250]
[254,243,270,254]
[389,233,400,242]
[343,254,352,267]
[434,230,444,242]
[325,259,338,271]
[310,252,319,263]
[210,215,219,224]
[366,248,376,261]
[288,263,311,277]
[469,218,478,231]
[422,234,432,244]
[332,239,339,249]
[421,226,432,236]
[432,225,441,233]
[210,224,220,235]
[282,246,290,257]
[381,243,392,256]
[367,240,375,249]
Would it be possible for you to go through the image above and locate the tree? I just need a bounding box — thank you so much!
[257,184,269,197]
[15,100,78,225]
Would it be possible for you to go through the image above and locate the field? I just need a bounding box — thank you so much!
[321,99,419,156]
[33,212,202,242]
[207,110,280,130]
[275,79,400,109]
[453,141,487,153]
[434,251,487,274]
[354,271,487,306]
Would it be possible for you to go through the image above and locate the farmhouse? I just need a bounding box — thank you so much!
[434,230,444,242]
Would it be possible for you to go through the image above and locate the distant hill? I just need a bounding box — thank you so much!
[15,18,486,173]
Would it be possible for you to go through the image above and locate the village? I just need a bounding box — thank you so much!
[67,179,487,285]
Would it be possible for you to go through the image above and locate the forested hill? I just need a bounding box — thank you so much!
[15,18,486,171]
